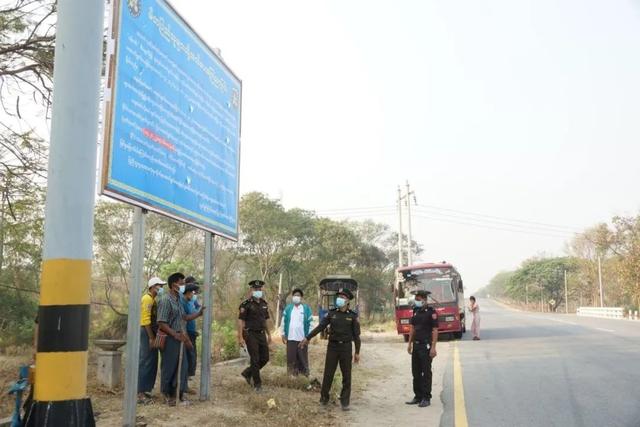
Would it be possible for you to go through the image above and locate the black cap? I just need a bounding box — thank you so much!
[337,288,354,300]
[185,276,199,285]
[291,288,304,297]
[249,279,265,289]
[184,283,200,294]
[413,290,431,298]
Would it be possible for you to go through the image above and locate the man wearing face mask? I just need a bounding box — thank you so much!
[406,290,438,408]
[281,288,313,376]
[180,280,201,393]
[157,272,204,404]
[138,277,166,403]
[299,288,361,411]
[238,280,272,392]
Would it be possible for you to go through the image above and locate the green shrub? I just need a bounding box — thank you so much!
[212,320,239,361]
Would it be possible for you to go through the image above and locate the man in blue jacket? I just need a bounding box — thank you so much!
[281,288,313,376]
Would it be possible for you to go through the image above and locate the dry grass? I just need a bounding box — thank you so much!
[0,337,380,426]
[91,339,374,426]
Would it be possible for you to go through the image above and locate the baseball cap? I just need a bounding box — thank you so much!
[148,277,167,288]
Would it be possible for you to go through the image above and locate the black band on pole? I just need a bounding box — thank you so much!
[37,305,90,353]
[24,397,95,427]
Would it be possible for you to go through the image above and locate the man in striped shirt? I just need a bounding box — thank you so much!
[157,272,204,404]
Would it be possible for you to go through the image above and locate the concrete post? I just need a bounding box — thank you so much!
[28,0,104,424]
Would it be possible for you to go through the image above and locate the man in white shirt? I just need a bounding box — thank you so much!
[281,288,313,376]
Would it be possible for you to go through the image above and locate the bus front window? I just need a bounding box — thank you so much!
[406,276,456,303]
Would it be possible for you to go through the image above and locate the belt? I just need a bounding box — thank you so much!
[329,340,350,344]
[414,340,430,345]
[246,329,265,333]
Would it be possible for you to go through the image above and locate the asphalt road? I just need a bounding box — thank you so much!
[441,299,640,427]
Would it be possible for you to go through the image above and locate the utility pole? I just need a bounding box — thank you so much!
[397,186,404,267]
[28,0,104,424]
[405,181,416,266]
[597,254,604,307]
[540,287,543,312]
[564,270,569,314]
[525,283,528,307]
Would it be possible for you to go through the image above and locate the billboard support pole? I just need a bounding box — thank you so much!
[123,207,146,426]
[200,232,215,400]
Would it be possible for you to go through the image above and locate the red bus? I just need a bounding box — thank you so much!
[394,262,466,341]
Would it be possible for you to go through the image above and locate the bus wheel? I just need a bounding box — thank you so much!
[403,334,410,343]
[453,331,463,339]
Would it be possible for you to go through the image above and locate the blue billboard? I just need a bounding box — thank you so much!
[102,0,241,239]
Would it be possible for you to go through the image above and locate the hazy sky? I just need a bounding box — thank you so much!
[174,0,640,292]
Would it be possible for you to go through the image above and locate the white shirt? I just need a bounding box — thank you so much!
[287,304,306,342]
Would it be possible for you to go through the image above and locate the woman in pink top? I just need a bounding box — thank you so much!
[469,296,480,340]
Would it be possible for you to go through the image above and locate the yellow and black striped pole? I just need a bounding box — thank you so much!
[24,0,105,425]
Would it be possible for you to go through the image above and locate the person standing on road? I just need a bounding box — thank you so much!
[300,288,361,411]
[406,290,438,408]
[238,280,273,392]
[138,277,166,403]
[281,288,313,376]
[469,296,480,340]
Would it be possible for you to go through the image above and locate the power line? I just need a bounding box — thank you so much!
[312,203,580,233]
[413,213,575,239]
[413,206,579,235]
[415,204,581,232]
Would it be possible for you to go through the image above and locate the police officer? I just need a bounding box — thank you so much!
[237,280,272,392]
[405,290,438,408]
[300,288,361,411]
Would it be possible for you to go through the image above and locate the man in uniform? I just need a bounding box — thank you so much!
[405,290,438,408]
[237,279,272,392]
[300,288,361,411]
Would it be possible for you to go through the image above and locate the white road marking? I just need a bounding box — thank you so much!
[596,328,615,333]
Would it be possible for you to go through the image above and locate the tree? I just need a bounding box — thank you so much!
[506,257,575,311]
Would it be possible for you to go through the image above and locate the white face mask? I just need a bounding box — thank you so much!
[292,295,301,305]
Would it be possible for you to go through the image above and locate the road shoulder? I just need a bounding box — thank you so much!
[348,332,450,426]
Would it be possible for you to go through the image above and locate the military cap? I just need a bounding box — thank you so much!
[248,279,266,289]
[337,288,354,300]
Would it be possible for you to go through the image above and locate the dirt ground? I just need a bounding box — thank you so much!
[0,331,451,426]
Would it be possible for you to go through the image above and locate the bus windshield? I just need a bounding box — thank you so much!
[405,276,456,303]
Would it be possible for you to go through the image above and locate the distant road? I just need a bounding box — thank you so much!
[441,299,640,427]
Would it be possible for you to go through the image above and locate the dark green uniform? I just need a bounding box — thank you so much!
[239,298,270,387]
[306,308,361,406]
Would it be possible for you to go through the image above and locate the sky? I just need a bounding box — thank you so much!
[172,0,640,293]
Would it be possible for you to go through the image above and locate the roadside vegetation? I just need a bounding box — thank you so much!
[479,219,640,314]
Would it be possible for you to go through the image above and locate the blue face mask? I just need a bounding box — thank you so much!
[252,290,263,299]
[192,295,198,304]
[156,286,165,296]
[179,285,186,294]
[414,300,424,308]
[335,297,346,308]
